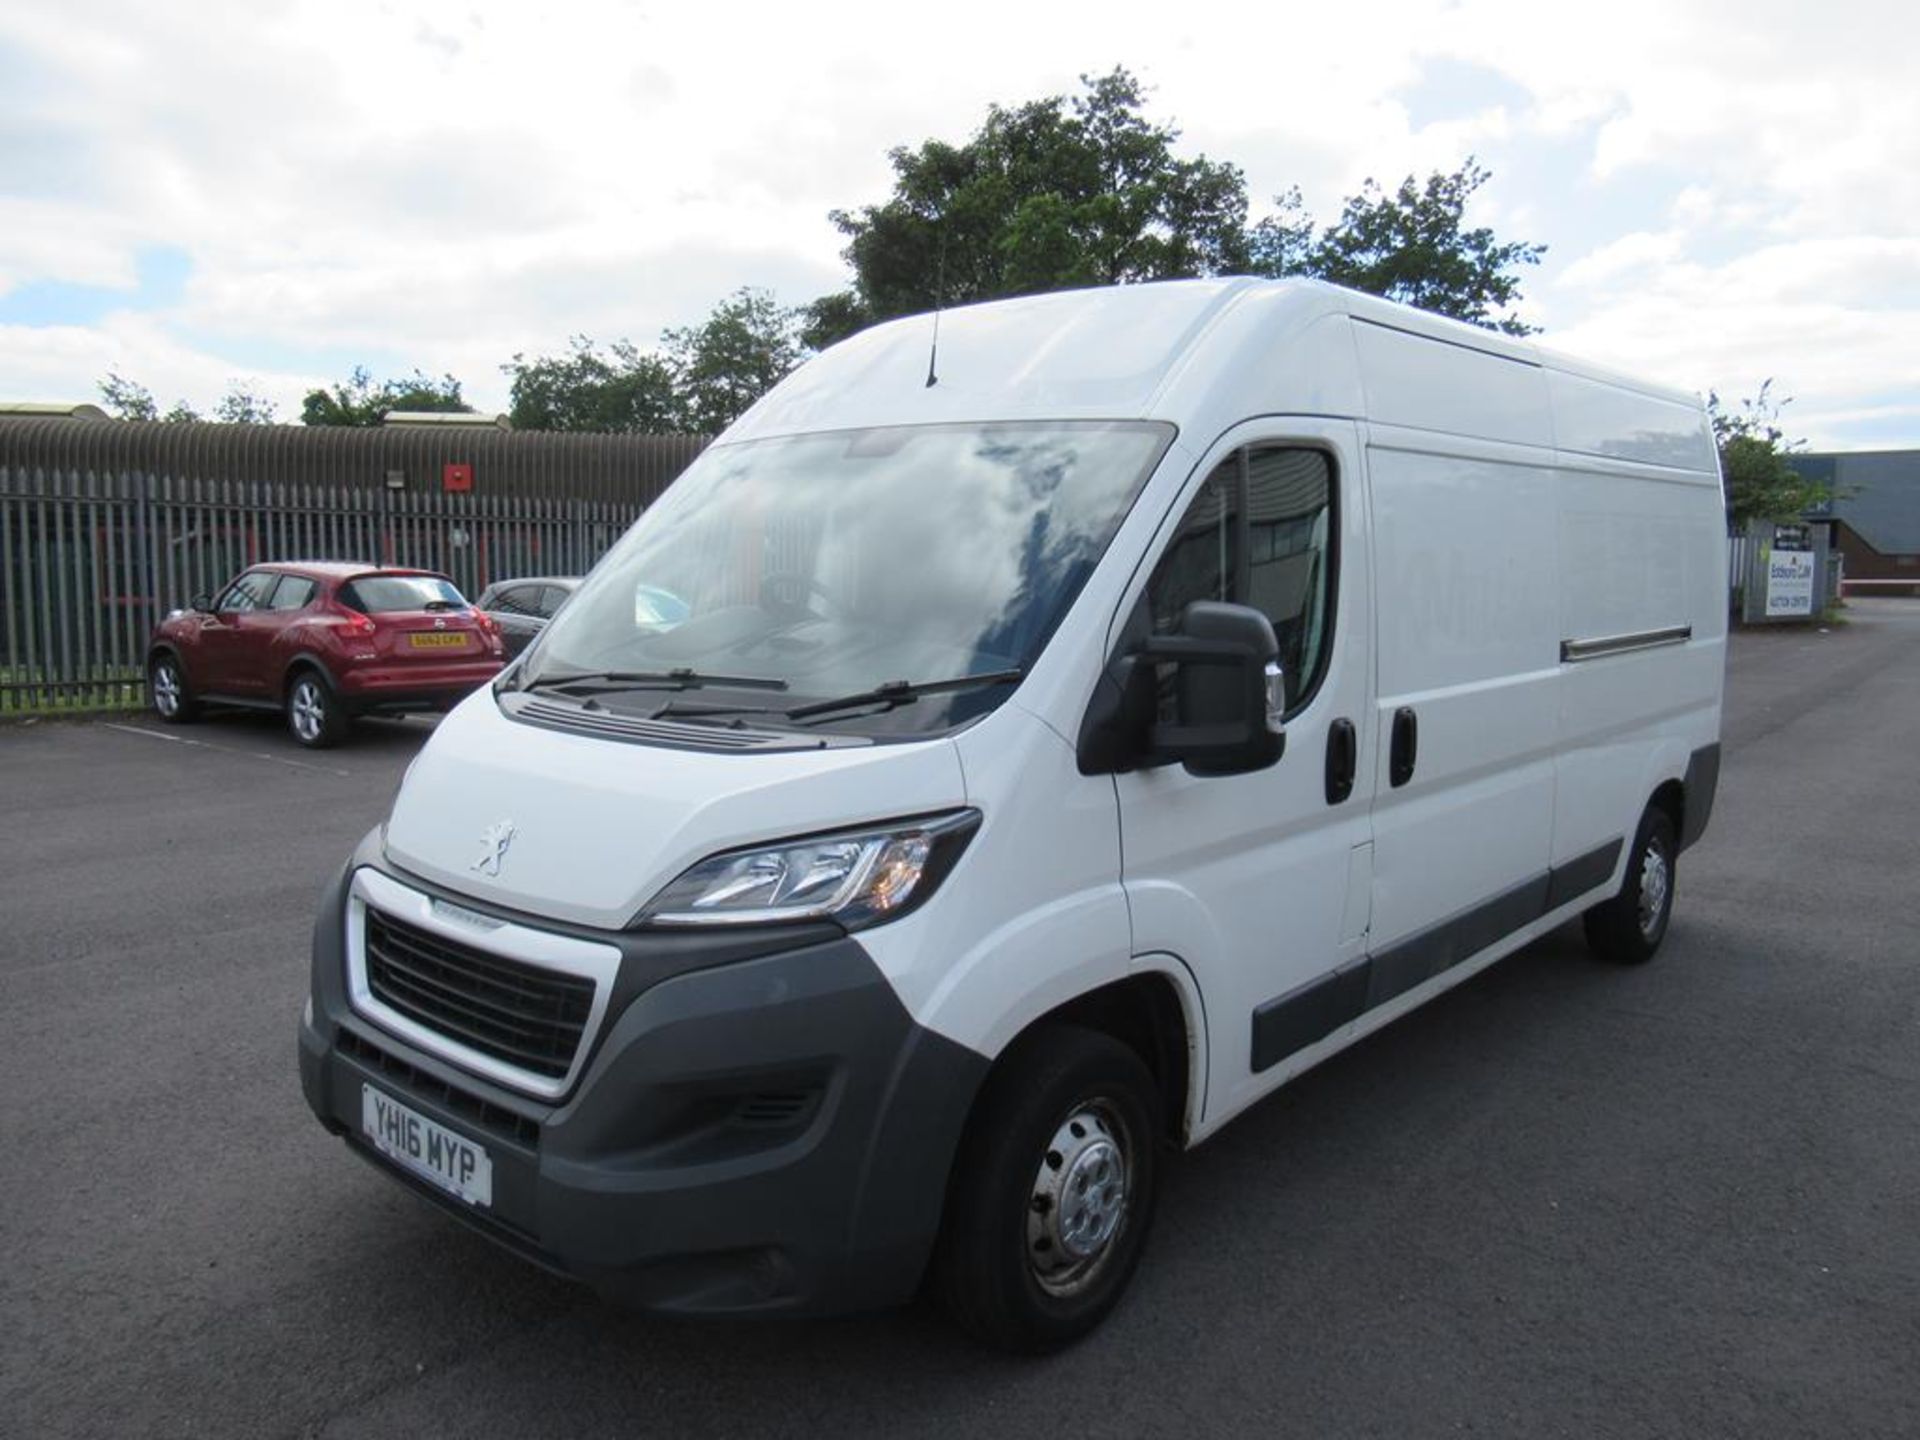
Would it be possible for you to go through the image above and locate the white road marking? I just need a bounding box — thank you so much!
[97,721,354,777]
[99,722,191,744]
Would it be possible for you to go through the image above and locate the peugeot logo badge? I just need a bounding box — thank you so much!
[473,820,515,877]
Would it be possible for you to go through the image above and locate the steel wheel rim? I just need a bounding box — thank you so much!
[1638,839,1671,939]
[290,680,324,741]
[1026,1099,1133,1298]
[152,663,180,716]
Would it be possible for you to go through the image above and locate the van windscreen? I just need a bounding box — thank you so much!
[515,420,1173,735]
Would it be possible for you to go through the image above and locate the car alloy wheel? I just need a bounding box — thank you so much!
[286,673,343,748]
[152,661,182,717]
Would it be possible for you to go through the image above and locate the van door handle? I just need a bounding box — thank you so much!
[1390,707,1418,788]
[1325,718,1357,805]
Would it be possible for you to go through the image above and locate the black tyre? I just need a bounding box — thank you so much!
[933,1025,1162,1354]
[148,653,199,724]
[285,669,349,748]
[1584,806,1678,964]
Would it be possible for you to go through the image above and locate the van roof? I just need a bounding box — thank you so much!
[727,278,1713,473]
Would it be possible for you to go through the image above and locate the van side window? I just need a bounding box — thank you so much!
[1145,446,1335,714]
[1147,455,1239,633]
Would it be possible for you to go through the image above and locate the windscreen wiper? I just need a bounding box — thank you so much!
[781,667,1025,723]
[518,668,790,695]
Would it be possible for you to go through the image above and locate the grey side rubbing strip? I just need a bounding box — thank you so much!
[1546,838,1623,910]
[1680,743,1721,851]
[1559,624,1693,663]
[1365,874,1551,1010]
[1249,960,1370,1073]
[1250,838,1625,1074]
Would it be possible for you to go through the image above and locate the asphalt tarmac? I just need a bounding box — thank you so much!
[3,603,1916,1439]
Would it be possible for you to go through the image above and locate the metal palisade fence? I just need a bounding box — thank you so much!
[0,422,705,714]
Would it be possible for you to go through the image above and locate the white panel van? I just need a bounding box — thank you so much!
[300,278,1725,1351]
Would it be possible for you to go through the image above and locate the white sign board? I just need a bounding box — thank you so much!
[1765,548,1815,618]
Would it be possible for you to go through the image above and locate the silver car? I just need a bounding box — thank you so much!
[475,576,579,660]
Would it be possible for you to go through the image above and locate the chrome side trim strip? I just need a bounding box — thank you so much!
[1559,624,1694,664]
[345,868,621,1101]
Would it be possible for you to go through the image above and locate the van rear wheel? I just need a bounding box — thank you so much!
[933,1025,1160,1353]
[1584,806,1677,964]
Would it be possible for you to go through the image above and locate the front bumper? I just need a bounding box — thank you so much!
[298,837,986,1317]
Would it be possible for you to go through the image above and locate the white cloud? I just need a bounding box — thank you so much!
[0,0,1915,445]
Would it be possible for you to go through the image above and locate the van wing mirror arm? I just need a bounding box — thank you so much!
[1075,612,1287,778]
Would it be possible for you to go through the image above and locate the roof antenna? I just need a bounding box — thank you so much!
[925,229,946,388]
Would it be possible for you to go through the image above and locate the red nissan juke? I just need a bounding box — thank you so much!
[145,562,506,747]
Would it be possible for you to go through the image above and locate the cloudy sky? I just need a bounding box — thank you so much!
[2,0,1915,447]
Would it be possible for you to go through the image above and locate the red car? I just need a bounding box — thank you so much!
[146,562,505,747]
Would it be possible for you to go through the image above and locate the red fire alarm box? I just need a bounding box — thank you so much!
[442,462,474,493]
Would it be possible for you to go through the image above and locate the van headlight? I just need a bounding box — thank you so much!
[639,810,980,930]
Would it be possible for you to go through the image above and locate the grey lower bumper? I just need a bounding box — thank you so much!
[299,846,987,1317]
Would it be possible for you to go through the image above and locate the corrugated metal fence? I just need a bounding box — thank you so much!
[0,422,706,714]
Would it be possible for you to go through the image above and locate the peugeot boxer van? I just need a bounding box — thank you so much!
[299,278,1725,1352]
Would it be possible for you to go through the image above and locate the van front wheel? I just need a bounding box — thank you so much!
[1584,806,1677,964]
[933,1025,1161,1353]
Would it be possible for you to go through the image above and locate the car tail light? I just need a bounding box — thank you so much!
[336,606,376,636]
[471,608,504,654]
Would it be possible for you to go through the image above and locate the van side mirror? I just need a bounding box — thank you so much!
[1077,601,1287,777]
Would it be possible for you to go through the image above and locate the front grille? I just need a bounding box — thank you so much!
[365,908,595,1081]
[338,1028,541,1147]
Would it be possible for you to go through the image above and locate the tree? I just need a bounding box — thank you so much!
[807,75,1547,346]
[664,287,804,433]
[1254,159,1545,334]
[213,383,278,424]
[804,68,1250,349]
[98,372,199,423]
[1243,187,1315,282]
[301,367,471,426]
[502,338,678,433]
[1710,380,1827,527]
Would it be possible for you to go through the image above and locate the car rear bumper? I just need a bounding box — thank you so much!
[336,661,501,713]
[299,836,987,1317]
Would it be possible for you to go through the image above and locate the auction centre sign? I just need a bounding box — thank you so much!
[1765,524,1816,618]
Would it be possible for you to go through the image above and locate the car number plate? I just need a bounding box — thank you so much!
[361,1084,492,1207]
[409,632,467,649]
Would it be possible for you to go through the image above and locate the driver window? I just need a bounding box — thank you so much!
[1144,445,1335,715]
[217,572,276,613]
[1147,457,1237,634]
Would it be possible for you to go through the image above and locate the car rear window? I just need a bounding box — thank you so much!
[340,575,466,613]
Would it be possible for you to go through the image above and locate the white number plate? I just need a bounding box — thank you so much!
[361,1084,493,1208]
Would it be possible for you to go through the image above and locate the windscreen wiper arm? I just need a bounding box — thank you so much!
[782,667,1025,723]
[519,668,790,695]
